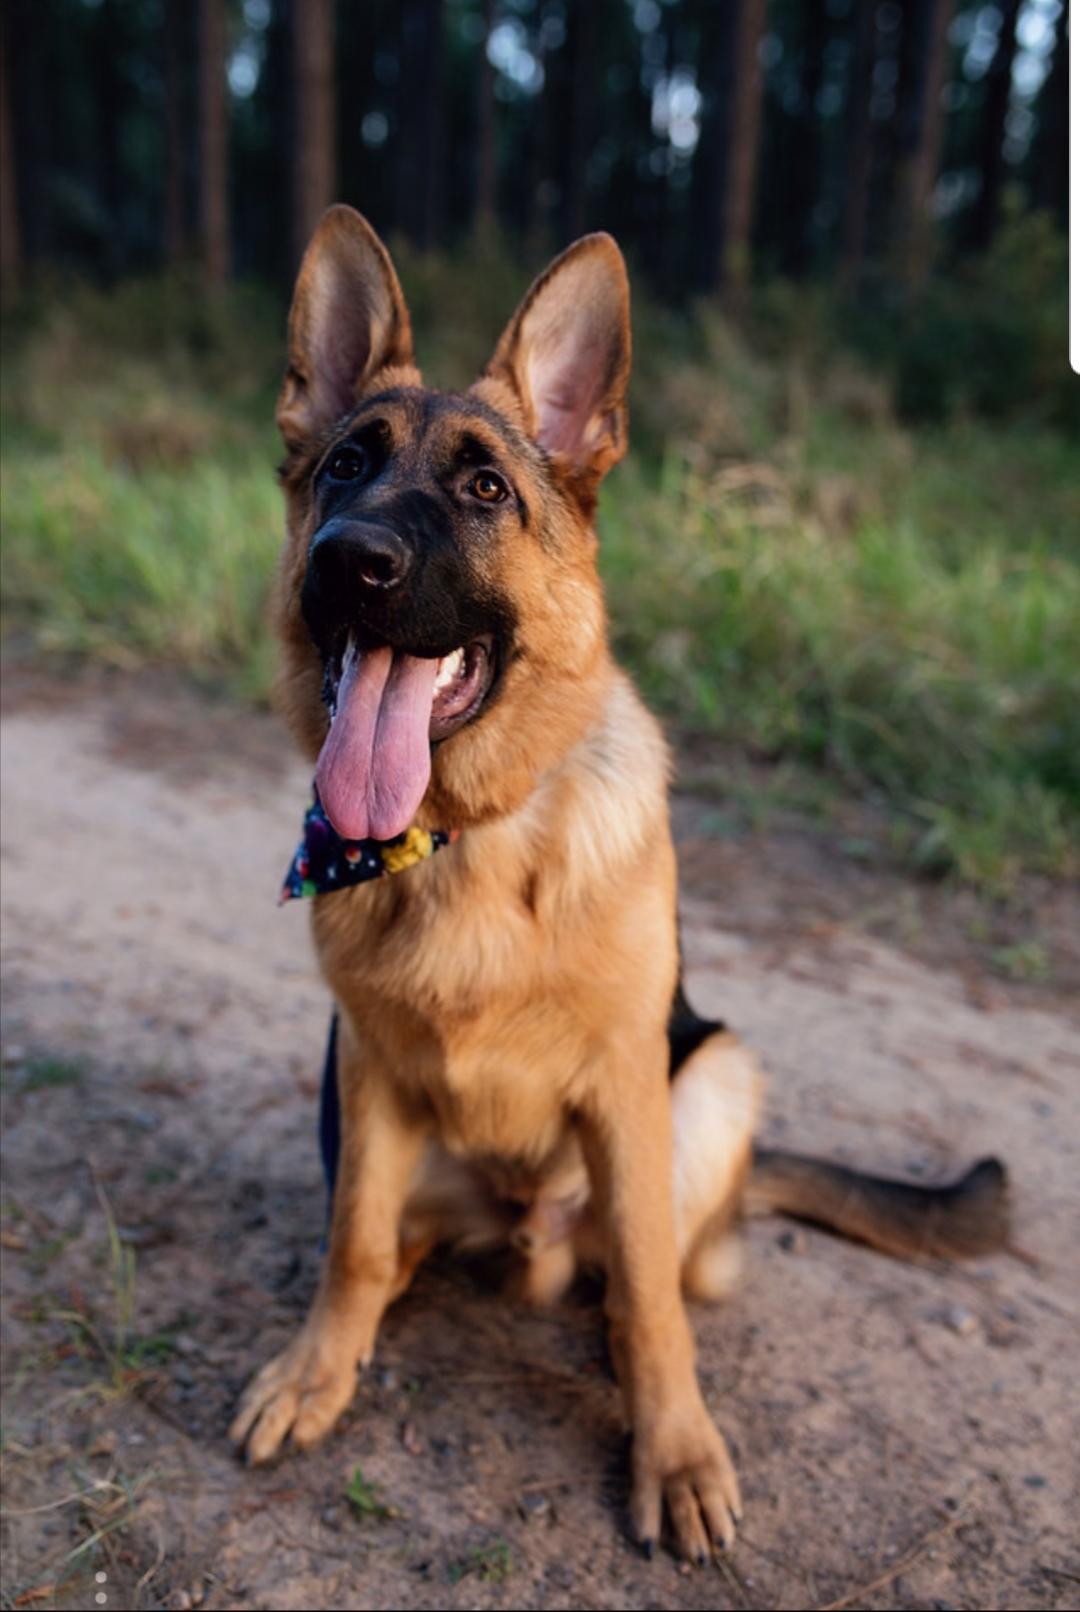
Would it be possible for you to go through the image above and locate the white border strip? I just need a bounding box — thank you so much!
[1071,3,1078,373]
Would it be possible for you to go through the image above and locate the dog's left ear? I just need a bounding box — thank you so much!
[485,233,631,508]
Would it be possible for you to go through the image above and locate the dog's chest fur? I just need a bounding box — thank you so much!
[312,671,678,1165]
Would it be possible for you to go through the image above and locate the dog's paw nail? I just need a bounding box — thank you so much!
[696,1550,708,1568]
[641,1537,656,1561]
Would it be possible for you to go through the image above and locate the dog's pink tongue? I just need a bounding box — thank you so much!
[315,645,439,842]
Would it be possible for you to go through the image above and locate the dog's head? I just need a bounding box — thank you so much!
[272,206,631,836]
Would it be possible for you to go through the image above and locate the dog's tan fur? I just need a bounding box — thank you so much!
[231,207,751,1559]
[230,207,1008,1561]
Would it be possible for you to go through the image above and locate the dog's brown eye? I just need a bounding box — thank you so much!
[326,445,368,482]
[469,471,508,504]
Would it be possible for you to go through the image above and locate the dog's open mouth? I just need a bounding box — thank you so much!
[315,632,494,842]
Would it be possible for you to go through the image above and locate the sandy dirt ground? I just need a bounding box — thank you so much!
[1,672,1078,1612]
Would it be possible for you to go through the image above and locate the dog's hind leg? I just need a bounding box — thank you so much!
[505,1031,764,1309]
[670,1030,763,1300]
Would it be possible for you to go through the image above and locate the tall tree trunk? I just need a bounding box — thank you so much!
[695,0,766,300]
[163,0,187,265]
[0,22,19,296]
[520,17,549,253]
[6,0,48,263]
[473,0,497,238]
[264,0,294,286]
[839,0,877,292]
[969,0,1022,250]
[1031,0,1067,226]
[397,0,444,250]
[894,0,953,293]
[94,0,125,275]
[197,0,230,286]
[721,0,766,306]
[783,0,827,277]
[535,12,569,251]
[291,0,335,270]
[561,0,597,241]
[648,0,681,294]
[694,0,737,294]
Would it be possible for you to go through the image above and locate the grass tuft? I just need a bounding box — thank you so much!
[448,1539,514,1584]
[17,1056,87,1092]
[345,1465,396,1522]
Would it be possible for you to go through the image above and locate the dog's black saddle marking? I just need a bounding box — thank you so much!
[667,979,725,1079]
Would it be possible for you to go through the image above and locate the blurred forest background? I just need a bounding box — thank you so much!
[1,0,1076,903]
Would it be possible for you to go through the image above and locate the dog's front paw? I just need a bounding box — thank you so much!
[631,1404,742,1564]
[229,1323,358,1464]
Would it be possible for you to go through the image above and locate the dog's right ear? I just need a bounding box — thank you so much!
[276,206,415,452]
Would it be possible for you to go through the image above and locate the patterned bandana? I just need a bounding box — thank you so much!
[279,791,457,903]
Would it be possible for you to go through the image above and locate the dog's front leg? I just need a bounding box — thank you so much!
[580,1038,741,1562]
[230,1025,425,1464]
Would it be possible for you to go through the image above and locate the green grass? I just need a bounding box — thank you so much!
[601,445,1079,889]
[1,263,1077,892]
[16,1055,87,1091]
[2,437,281,699]
[345,1465,395,1522]
[448,1539,514,1585]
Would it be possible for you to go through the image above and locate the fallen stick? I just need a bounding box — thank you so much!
[816,1511,963,1612]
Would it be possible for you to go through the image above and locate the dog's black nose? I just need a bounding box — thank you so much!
[309,517,412,593]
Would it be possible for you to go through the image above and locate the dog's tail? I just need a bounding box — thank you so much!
[745,1148,1010,1261]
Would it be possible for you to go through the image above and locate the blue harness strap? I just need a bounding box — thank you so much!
[319,1011,341,1204]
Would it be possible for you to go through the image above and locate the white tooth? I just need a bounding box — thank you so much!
[433,648,465,694]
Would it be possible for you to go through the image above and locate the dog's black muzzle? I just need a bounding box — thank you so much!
[301,497,516,667]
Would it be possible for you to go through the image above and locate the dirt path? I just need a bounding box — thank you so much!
[2,677,1078,1611]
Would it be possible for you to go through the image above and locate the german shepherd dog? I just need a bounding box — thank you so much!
[230,207,1008,1561]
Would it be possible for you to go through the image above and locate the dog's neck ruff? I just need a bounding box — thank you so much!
[280,789,457,903]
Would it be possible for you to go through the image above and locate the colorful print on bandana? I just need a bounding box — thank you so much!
[280,792,456,903]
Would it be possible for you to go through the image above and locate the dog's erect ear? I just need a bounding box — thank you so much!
[277,205,414,451]
[485,233,631,505]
